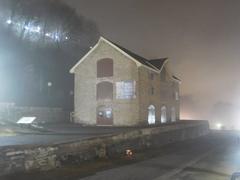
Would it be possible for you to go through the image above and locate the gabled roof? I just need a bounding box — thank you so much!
[172,75,181,82]
[111,41,160,71]
[148,58,168,71]
[70,36,181,82]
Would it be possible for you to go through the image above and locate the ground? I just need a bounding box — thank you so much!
[0,123,135,146]
[2,130,240,180]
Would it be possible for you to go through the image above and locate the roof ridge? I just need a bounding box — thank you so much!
[148,58,168,61]
[108,40,161,71]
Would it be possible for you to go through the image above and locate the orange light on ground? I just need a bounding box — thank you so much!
[180,111,194,120]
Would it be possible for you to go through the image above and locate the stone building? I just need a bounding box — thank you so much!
[70,37,181,126]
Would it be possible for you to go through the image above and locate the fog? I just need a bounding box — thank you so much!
[65,0,240,128]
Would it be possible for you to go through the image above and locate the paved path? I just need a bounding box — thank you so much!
[0,121,202,147]
[80,131,240,180]
[0,124,134,147]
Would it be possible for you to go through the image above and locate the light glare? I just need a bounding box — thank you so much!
[216,123,223,129]
[6,19,12,24]
[17,117,36,124]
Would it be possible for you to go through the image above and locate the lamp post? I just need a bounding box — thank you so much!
[47,82,52,107]
[47,82,52,96]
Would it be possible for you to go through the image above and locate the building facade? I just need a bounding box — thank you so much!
[70,37,181,126]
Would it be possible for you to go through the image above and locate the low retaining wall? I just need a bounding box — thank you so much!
[0,121,209,176]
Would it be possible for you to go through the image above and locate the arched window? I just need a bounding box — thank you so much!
[148,105,156,125]
[161,106,167,123]
[171,107,176,122]
[97,81,113,100]
[97,58,113,78]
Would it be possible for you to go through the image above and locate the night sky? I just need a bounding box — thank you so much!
[65,0,240,126]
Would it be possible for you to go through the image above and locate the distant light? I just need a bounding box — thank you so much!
[216,123,223,129]
[55,35,60,40]
[17,117,36,124]
[6,19,12,25]
[45,33,51,37]
[47,82,52,87]
[24,25,41,33]
[24,25,30,30]
[36,26,41,33]
[65,36,69,40]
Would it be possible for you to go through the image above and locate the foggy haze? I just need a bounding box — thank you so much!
[64,0,240,128]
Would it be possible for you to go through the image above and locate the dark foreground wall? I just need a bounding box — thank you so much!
[0,121,209,176]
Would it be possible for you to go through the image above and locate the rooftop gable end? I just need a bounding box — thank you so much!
[70,36,144,74]
[69,36,180,82]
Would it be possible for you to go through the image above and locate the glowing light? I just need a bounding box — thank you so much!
[45,33,51,37]
[24,25,30,30]
[55,35,60,40]
[17,117,36,124]
[216,123,223,129]
[47,82,52,87]
[24,25,41,33]
[65,36,69,40]
[36,26,41,33]
[126,149,133,158]
[6,19,12,24]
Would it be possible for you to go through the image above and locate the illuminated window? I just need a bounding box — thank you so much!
[175,91,179,101]
[97,81,113,100]
[171,107,176,122]
[148,105,156,125]
[97,58,113,78]
[161,106,167,123]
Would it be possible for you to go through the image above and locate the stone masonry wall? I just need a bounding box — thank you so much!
[74,39,140,126]
[138,65,180,124]
[0,121,209,176]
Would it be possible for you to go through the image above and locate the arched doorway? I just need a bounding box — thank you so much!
[97,106,113,126]
[148,105,156,125]
[161,106,167,123]
[171,107,176,122]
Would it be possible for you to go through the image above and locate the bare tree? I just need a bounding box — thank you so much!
[0,0,100,108]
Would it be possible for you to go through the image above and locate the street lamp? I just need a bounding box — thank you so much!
[47,82,52,96]
[6,19,12,25]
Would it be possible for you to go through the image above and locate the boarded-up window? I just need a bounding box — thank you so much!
[150,86,154,95]
[149,72,154,80]
[97,58,113,78]
[97,81,113,100]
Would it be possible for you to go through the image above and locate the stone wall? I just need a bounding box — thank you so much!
[0,104,69,123]
[74,38,140,126]
[0,121,209,176]
[138,65,180,124]
[73,38,180,126]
